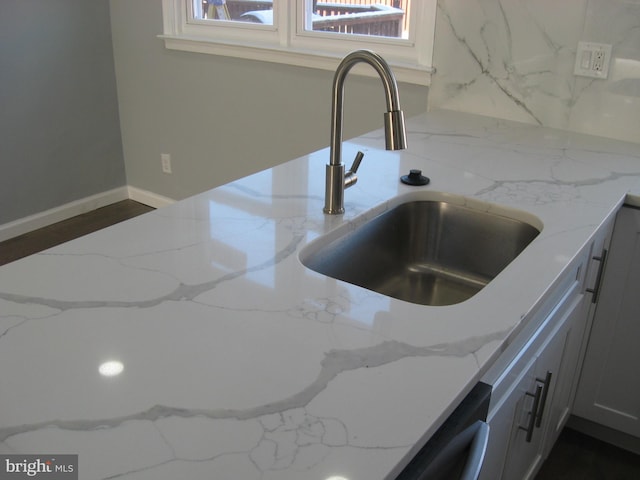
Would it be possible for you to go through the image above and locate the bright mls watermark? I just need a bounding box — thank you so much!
[1,455,77,479]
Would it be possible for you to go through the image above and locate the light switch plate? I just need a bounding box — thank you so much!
[574,42,612,79]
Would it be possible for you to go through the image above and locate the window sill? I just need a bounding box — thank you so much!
[159,34,434,86]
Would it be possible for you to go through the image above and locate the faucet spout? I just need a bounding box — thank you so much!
[324,50,407,215]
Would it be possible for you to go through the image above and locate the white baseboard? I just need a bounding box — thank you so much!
[0,185,176,243]
[127,186,176,209]
[0,187,129,242]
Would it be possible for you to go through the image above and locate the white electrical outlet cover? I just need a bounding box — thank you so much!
[574,42,612,79]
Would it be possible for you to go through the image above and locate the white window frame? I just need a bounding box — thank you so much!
[160,0,436,86]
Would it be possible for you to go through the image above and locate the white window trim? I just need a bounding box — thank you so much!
[160,0,436,86]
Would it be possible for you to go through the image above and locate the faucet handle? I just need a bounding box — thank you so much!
[345,151,364,189]
[348,151,365,174]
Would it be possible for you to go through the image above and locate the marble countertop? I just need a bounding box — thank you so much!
[1,110,639,480]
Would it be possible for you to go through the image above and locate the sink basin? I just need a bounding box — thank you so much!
[301,197,541,306]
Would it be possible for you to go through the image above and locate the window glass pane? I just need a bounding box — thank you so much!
[193,1,274,26]
[305,0,410,39]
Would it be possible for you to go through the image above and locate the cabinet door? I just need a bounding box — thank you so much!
[501,361,547,480]
[501,283,585,480]
[538,295,585,458]
[502,312,570,480]
[574,206,640,438]
[479,356,537,480]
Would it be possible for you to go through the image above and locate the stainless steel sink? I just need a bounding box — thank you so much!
[301,198,541,306]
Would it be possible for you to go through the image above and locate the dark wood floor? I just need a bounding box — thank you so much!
[536,428,640,480]
[1,201,639,478]
[0,200,154,266]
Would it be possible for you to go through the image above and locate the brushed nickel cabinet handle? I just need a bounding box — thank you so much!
[535,371,553,428]
[586,248,608,303]
[520,384,544,443]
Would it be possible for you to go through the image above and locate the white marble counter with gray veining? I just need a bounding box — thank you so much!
[1,110,639,480]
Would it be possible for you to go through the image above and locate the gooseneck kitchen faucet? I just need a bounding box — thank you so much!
[323,50,408,214]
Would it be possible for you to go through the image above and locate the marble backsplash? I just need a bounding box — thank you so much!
[428,0,640,144]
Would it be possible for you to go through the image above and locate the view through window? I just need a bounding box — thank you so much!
[192,0,412,39]
[164,0,434,86]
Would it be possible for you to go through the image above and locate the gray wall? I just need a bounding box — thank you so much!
[0,0,127,225]
[109,0,429,201]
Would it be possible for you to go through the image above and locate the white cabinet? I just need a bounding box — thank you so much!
[479,261,587,480]
[539,294,588,459]
[478,212,618,480]
[497,292,583,480]
[502,294,583,479]
[480,354,537,480]
[573,206,640,438]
